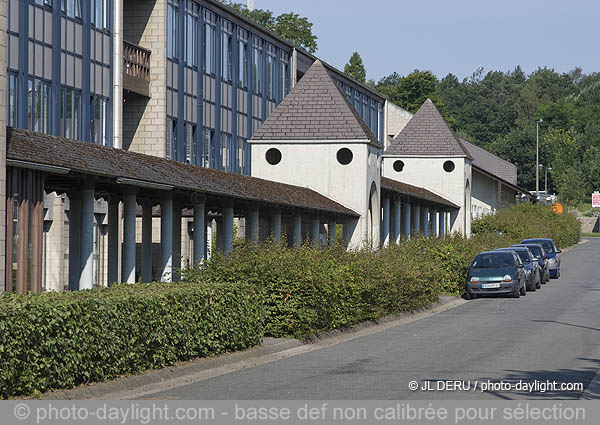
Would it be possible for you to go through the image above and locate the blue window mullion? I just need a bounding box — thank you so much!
[214,15,222,170]
[261,40,266,120]
[51,1,61,136]
[17,0,29,129]
[177,2,185,162]
[81,0,91,142]
[196,7,204,166]
[246,33,253,176]
[230,26,238,173]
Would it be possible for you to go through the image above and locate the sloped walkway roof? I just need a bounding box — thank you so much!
[381,177,459,209]
[6,128,359,218]
[251,60,381,147]
[460,138,517,185]
[385,99,471,158]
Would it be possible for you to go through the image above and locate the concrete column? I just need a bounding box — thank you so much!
[223,206,234,254]
[328,219,337,245]
[440,211,447,237]
[193,203,206,264]
[141,200,153,282]
[292,214,302,247]
[393,199,402,244]
[107,196,119,285]
[310,217,320,247]
[403,203,411,240]
[79,187,95,290]
[432,209,439,237]
[247,207,259,244]
[172,204,182,281]
[160,195,173,282]
[122,190,137,284]
[271,211,282,244]
[422,207,430,237]
[206,220,214,260]
[382,196,391,247]
[68,192,81,291]
[413,204,421,234]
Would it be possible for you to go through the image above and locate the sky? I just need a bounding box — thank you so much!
[253,0,599,82]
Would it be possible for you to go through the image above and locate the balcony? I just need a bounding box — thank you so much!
[123,40,151,97]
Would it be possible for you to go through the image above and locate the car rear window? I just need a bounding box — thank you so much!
[473,253,515,268]
[514,250,530,263]
[526,245,543,257]
[526,240,554,253]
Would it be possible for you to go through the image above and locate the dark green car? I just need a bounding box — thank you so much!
[466,251,527,299]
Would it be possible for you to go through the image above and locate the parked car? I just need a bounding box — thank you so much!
[496,247,540,291]
[512,243,550,284]
[466,250,527,299]
[521,238,561,279]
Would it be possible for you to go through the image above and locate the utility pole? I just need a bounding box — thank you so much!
[536,119,540,199]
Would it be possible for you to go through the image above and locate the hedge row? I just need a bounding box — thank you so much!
[0,282,263,398]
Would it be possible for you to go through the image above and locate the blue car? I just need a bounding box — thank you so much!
[496,247,540,291]
[466,250,527,299]
[521,239,561,279]
[512,243,550,284]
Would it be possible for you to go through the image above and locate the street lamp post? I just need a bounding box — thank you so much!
[536,119,543,200]
[546,167,552,195]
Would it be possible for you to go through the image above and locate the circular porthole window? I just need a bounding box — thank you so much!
[337,148,353,165]
[443,160,455,173]
[265,148,282,165]
[393,160,405,172]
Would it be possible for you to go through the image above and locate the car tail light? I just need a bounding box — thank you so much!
[503,275,512,282]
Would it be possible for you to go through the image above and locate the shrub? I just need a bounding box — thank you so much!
[472,203,581,248]
[0,282,263,398]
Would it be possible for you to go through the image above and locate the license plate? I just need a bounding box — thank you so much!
[482,283,501,289]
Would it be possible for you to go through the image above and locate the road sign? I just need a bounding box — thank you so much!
[552,203,564,214]
[592,192,600,208]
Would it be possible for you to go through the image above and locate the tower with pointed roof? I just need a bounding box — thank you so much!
[249,60,383,248]
[383,99,473,236]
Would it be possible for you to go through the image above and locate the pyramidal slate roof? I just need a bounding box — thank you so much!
[251,60,381,146]
[460,138,518,185]
[385,99,472,158]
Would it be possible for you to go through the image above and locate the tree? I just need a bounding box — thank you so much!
[218,1,318,53]
[344,52,366,83]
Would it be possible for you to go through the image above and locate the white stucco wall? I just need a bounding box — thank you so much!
[385,102,413,149]
[251,140,381,248]
[471,170,498,219]
[382,156,472,236]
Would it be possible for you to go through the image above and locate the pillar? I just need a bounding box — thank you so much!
[68,192,81,291]
[271,211,282,244]
[328,219,337,245]
[193,202,206,264]
[413,204,421,234]
[141,200,153,282]
[160,194,173,282]
[172,204,182,281]
[422,207,430,237]
[440,211,447,237]
[122,190,137,284]
[311,217,320,247]
[432,209,439,237]
[107,196,119,285]
[393,198,402,244]
[292,214,302,247]
[382,196,390,247]
[79,186,95,290]
[403,203,411,240]
[247,207,259,244]
[223,205,234,254]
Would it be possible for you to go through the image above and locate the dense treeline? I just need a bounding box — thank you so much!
[374,67,600,202]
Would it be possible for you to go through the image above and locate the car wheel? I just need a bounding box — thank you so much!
[512,284,521,298]
[536,273,541,289]
[520,281,527,296]
[463,291,473,300]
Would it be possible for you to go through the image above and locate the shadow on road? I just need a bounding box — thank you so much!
[531,320,600,332]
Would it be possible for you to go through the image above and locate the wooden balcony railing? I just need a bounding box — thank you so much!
[123,40,151,97]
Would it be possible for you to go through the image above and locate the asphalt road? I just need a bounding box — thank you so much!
[149,239,600,400]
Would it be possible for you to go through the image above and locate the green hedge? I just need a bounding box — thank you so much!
[0,282,263,398]
[472,203,581,249]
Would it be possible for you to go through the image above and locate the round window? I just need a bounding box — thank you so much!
[443,160,455,173]
[337,148,353,165]
[393,160,405,172]
[265,148,282,165]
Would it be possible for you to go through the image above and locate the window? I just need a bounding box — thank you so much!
[393,160,404,172]
[237,137,246,172]
[91,96,108,146]
[185,123,196,163]
[28,78,51,134]
[253,38,263,95]
[204,11,216,75]
[266,44,276,100]
[203,128,215,168]
[336,148,353,165]
[222,134,232,170]
[281,52,290,97]
[222,21,233,82]
[265,148,282,165]
[184,13,197,66]
[167,4,178,59]
[91,0,107,30]
[62,0,81,19]
[238,29,248,89]
[443,160,455,173]
[8,73,17,127]
[60,87,82,140]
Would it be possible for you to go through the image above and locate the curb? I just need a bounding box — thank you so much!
[38,296,464,400]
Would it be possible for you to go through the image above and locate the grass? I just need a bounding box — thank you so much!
[582,232,600,237]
